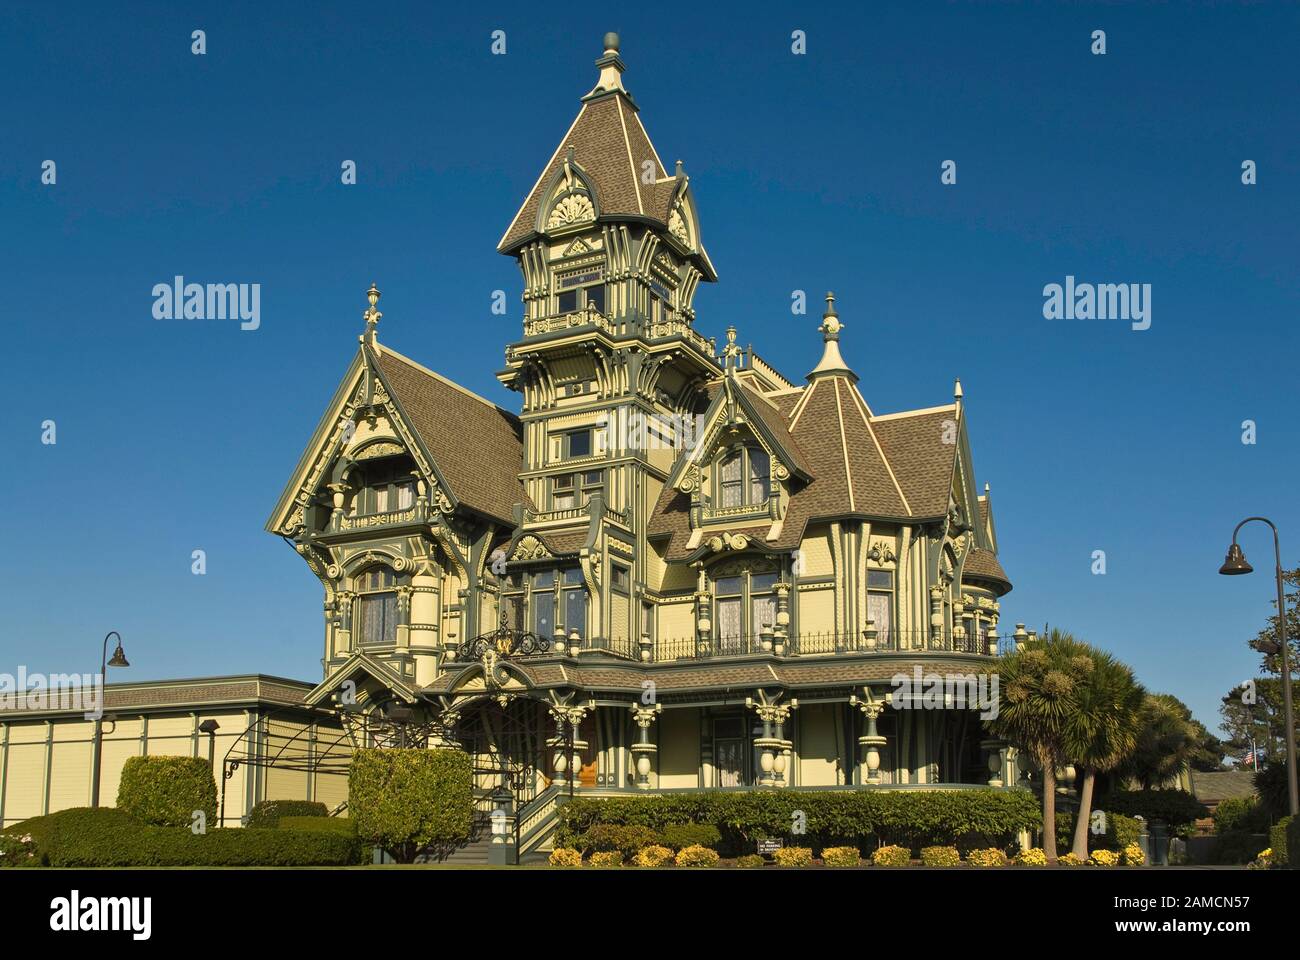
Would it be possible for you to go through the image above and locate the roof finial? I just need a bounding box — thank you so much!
[591,31,626,94]
[954,377,963,405]
[362,282,382,348]
[808,291,854,380]
[722,325,743,370]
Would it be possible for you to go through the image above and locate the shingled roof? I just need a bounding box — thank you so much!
[375,348,529,525]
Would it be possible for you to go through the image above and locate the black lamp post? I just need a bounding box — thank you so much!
[90,631,130,808]
[198,719,220,767]
[1219,517,1299,817]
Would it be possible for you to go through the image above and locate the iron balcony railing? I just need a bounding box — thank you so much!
[578,629,1008,663]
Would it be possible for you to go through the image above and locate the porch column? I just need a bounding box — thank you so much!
[548,708,572,789]
[747,694,796,788]
[629,704,661,789]
[694,564,713,657]
[548,703,593,790]
[981,738,1009,787]
[850,688,887,784]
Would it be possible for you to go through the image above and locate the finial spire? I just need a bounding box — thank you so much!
[362,282,382,349]
[954,378,963,406]
[591,31,626,95]
[808,291,855,380]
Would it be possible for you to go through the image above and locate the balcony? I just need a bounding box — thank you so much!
[335,501,426,532]
[574,628,1005,663]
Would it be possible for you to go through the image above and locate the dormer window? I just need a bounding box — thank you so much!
[350,461,417,516]
[556,269,605,316]
[716,446,770,508]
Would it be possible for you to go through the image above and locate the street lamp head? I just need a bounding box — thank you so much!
[198,719,220,734]
[107,643,130,668]
[1219,543,1253,576]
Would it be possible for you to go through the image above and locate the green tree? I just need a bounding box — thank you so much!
[990,629,1093,860]
[348,747,473,863]
[1115,693,1201,789]
[1060,647,1145,860]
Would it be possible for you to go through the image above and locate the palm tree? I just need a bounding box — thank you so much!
[990,629,1094,860]
[1062,649,1145,859]
[1115,693,1202,789]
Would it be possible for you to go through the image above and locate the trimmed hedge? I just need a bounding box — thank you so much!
[1270,817,1292,868]
[117,756,217,828]
[349,748,473,863]
[9,807,359,867]
[1287,815,1300,869]
[1102,790,1207,837]
[555,790,1040,855]
[1213,796,1269,835]
[574,824,660,858]
[660,822,722,851]
[246,800,328,828]
[1055,811,1140,852]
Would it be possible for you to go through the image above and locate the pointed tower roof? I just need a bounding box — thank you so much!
[497,33,716,278]
[807,292,855,380]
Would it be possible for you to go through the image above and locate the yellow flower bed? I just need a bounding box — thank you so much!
[1056,852,1084,866]
[871,845,911,867]
[920,845,962,867]
[1121,843,1145,866]
[966,847,1009,867]
[1013,847,1047,866]
[632,845,674,868]
[589,850,624,868]
[773,846,813,867]
[1087,849,1120,867]
[548,847,582,867]
[675,844,720,867]
[821,846,862,867]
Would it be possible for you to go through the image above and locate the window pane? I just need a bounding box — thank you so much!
[558,290,578,312]
[714,576,743,596]
[533,592,554,635]
[374,485,389,513]
[503,595,523,632]
[868,591,892,646]
[533,570,555,589]
[563,567,585,585]
[565,588,587,636]
[751,572,778,592]
[748,448,770,502]
[395,482,414,510]
[752,596,776,634]
[717,598,742,652]
[568,431,591,457]
[867,570,894,589]
[553,492,575,510]
[582,470,603,486]
[380,594,398,643]
[553,473,574,489]
[584,285,606,314]
[612,565,629,591]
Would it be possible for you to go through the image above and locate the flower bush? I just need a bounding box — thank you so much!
[1121,843,1145,866]
[773,846,813,867]
[632,845,674,868]
[821,846,861,867]
[734,854,765,868]
[1247,849,1272,870]
[871,845,910,867]
[920,845,961,867]
[966,847,1009,867]
[588,850,624,868]
[675,844,720,867]
[576,824,660,858]
[0,833,37,868]
[548,847,582,867]
[1013,847,1047,866]
[1088,849,1120,866]
[1056,852,1084,866]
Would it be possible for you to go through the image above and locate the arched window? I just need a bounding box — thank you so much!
[715,445,771,509]
[356,567,398,646]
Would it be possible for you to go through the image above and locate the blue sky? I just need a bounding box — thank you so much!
[2,1,1297,738]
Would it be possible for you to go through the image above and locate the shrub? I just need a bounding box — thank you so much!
[1289,816,1300,870]
[675,844,720,867]
[1014,847,1047,866]
[735,854,766,868]
[1121,842,1145,866]
[966,847,1008,867]
[632,845,674,868]
[577,824,660,858]
[920,845,961,867]
[1268,817,1291,868]
[0,833,37,868]
[548,847,582,867]
[1088,849,1120,866]
[349,748,472,863]
[555,790,1039,855]
[1056,811,1141,852]
[872,845,910,867]
[1212,830,1269,865]
[1103,790,1207,838]
[246,800,328,828]
[1213,796,1269,834]
[660,822,723,851]
[1248,849,1272,869]
[773,846,813,867]
[589,850,624,868]
[821,846,861,867]
[116,756,217,828]
[1056,852,1084,866]
[17,807,358,866]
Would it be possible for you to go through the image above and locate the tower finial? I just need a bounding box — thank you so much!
[592,31,626,94]
[808,291,854,380]
[954,377,963,404]
[820,292,842,341]
[362,282,382,347]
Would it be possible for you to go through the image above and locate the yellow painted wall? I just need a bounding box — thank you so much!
[797,703,844,786]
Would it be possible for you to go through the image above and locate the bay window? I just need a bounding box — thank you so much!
[356,567,399,646]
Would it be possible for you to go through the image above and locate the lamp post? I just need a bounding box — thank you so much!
[90,631,130,808]
[1219,517,1299,817]
[198,719,220,768]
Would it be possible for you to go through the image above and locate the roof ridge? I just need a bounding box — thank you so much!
[615,96,644,216]
[871,403,957,423]
[380,345,520,422]
[832,378,856,512]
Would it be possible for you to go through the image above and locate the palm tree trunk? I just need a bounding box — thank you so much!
[1042,766,1058,860]
[1072,768,1096,860]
